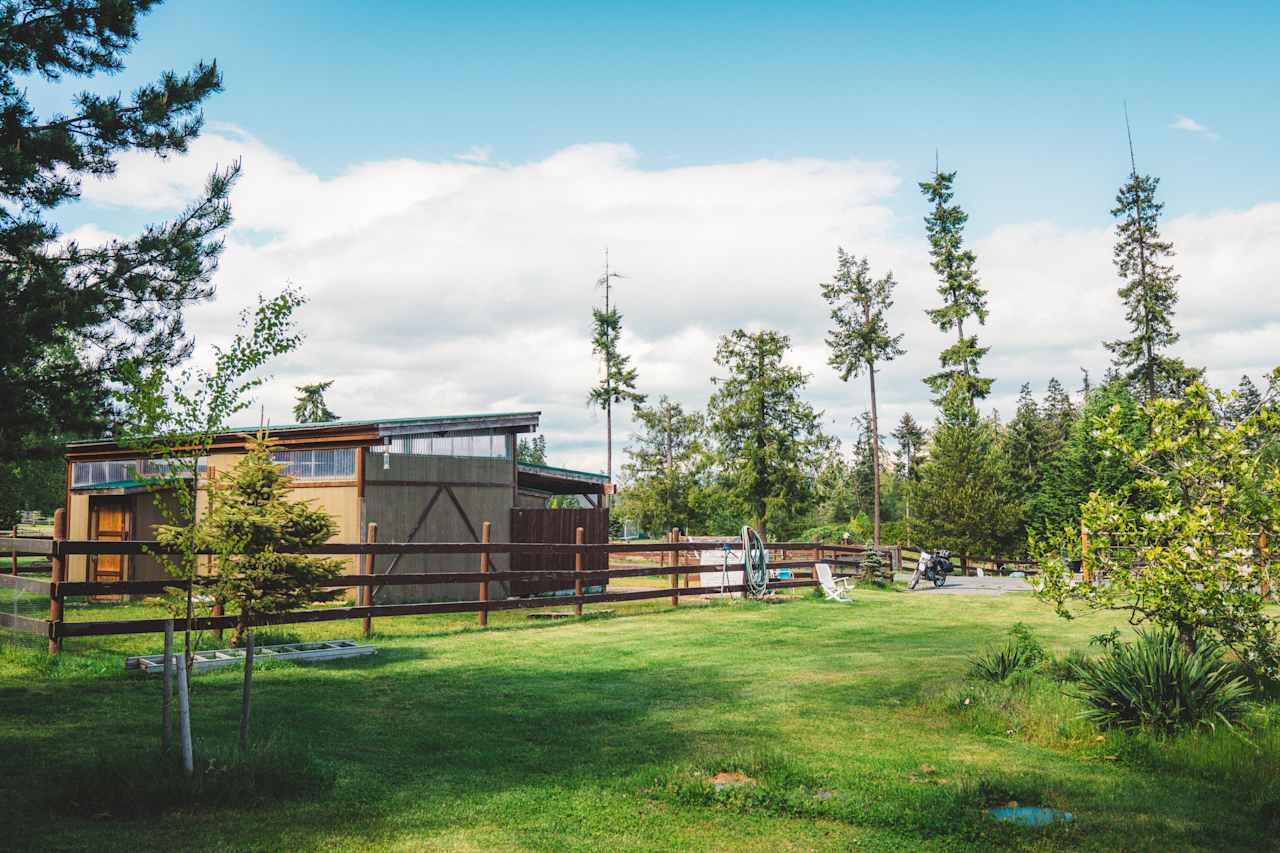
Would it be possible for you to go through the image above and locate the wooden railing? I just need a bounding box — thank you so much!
[2,521,886,654]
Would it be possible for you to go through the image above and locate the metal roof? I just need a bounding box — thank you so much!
[517,461,609,483]
[66,411,541,450]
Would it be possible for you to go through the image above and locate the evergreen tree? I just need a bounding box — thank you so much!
[891,413,926,537]
[707,329,831,538]
[587,252,644,484]
[1002,383,1046,512]
[1040,377,1076,455]
[819,249,905,544]
[0,2,235,513]
[165,431,342,751]
[517,434,547,465]
[919,169,993,423]
[912,418,1018,556]
[1027,379,1147,534]
[1104,139,1199,400]
[292,380,338,423]
[621,396,704,534]
[850,411,879,517]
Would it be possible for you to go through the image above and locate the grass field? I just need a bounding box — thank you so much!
[2,586,1277,851]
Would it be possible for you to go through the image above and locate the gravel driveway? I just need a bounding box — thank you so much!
[893,573,1037,596]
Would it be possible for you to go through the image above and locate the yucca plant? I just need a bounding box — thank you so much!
[1071,629,1254,734]
[968,623,1048,682]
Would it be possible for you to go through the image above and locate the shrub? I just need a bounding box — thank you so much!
[968,623,1047,683]
[1070,629,1255,734]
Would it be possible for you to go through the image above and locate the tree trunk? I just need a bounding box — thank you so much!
[868,362,882,546]
[239,624,254,754]
[606,401,612,494]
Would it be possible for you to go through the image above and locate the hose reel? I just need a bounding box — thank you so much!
[742,526,769,598]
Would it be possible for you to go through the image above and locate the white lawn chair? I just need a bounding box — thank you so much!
[815,563,851,602]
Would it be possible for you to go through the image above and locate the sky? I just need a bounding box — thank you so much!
[34,1,1280,474]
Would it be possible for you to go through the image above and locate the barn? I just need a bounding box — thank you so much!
[61,412,610,602]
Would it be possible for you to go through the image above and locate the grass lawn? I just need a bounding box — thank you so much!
[2,586,1277,851]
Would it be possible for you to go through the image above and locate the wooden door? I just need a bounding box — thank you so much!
[91,498,131,583]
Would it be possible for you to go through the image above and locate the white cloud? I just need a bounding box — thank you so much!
[77,128,1278,473]
[1170,114,1220,141]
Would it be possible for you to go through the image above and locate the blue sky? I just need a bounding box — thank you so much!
[37,1,1278,232]
[32,2,1280,472]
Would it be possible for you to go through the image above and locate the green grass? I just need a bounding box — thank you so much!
[2,589,1277,851]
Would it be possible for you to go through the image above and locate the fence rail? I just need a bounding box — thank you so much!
[6,512,1045,656]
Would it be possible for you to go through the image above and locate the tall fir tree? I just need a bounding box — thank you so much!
[919,168,992,423]
[1104,129,1199,400]
[819,249,905,544]
[0,1,235,525]
[707,329,831,538]
[292,380,339,423]
[588,251,644,485]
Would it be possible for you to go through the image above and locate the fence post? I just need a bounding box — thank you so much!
[574,526,584,618]
[9,527,15,575]
[48,508,64,656]
[362,522,376,638]
[670,528,679,607]
[960,554,969,577]
[478,521,491,627]
[683,532,691,589]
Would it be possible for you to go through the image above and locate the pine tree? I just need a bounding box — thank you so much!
[162,431,341,752]
[0,2,235,507]
[588,252,644,485]
[919,169,992,423]
[1104,136,1199,400]
[819,249,905,544]
[707,330,831,538]
[292,381,339,423]
[621,396,704,534]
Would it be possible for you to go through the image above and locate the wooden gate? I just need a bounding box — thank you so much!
[509,507,609,597]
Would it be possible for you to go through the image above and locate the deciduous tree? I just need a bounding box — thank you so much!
[1034,371,1280,676]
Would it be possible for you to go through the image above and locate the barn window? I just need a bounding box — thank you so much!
[271,448,357,480]
[383,430,510,459]
[71,459,141,488]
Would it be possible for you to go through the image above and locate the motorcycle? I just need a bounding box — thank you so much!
[910,549,952,589]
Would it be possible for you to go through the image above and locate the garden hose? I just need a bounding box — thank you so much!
[742,526,769,598]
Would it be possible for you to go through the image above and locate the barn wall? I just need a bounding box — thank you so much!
[364,451,514,603]
[67,489,90,582]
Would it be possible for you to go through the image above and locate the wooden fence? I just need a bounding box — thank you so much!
[1,521,887,655]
